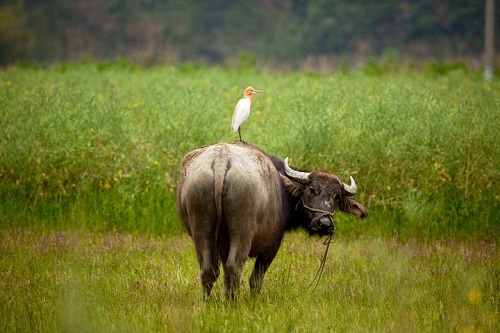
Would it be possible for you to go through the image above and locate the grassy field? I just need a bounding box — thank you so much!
[1,63,498,238]
[1,229,498,332]
[0,63,499,331]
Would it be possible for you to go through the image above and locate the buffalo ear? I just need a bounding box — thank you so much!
[339,197,368,219]
[280,174,304,197]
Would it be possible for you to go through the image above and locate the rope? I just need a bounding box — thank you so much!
[296,197,335,218]
[307,230,337,294]
[295,197,337,294]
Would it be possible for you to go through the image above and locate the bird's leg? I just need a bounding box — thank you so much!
[238,128,243,142]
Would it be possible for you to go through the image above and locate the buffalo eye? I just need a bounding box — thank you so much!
[331,191,342,201]
[309,184,317,195]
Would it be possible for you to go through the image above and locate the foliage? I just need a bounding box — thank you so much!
[1,64,499,240]
[0,0,32,64]
[0,230,498,332]
[2,0,491,66]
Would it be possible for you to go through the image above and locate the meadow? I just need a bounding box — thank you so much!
[0,62,499,331]
[1,229,498,332]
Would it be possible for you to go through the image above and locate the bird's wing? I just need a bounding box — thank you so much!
[231,98,251,132]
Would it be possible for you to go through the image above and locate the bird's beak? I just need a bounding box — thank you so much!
[253,89,263,94]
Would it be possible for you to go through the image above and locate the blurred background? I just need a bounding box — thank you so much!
[1,0,497,70]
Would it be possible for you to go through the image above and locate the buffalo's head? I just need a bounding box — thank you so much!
[282,158,368,235]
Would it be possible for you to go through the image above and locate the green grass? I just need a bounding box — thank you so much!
[1,230,498,332]
[1,63,498,239]
[0,63,499,330]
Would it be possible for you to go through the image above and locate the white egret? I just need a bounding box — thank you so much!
[231,86,263,142]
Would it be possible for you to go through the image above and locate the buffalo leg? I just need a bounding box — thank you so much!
[201,266,218,301]
[249,249,279,294]
[223,263,241,300]
[200,259,219,301]
[223,236,252,300]
[222,255,244,300]
[194,235,219,301]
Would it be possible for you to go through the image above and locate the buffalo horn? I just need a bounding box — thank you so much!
[342,176,357,195]
[284,157,310,184]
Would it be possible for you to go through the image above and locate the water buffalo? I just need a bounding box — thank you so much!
[176,142,367,300]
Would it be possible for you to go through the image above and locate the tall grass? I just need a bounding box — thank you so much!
[1,64,499,331]
[0,63,499,239]
[0,230,498,332]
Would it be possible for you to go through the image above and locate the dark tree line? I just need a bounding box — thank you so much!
[0,0,496,67]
